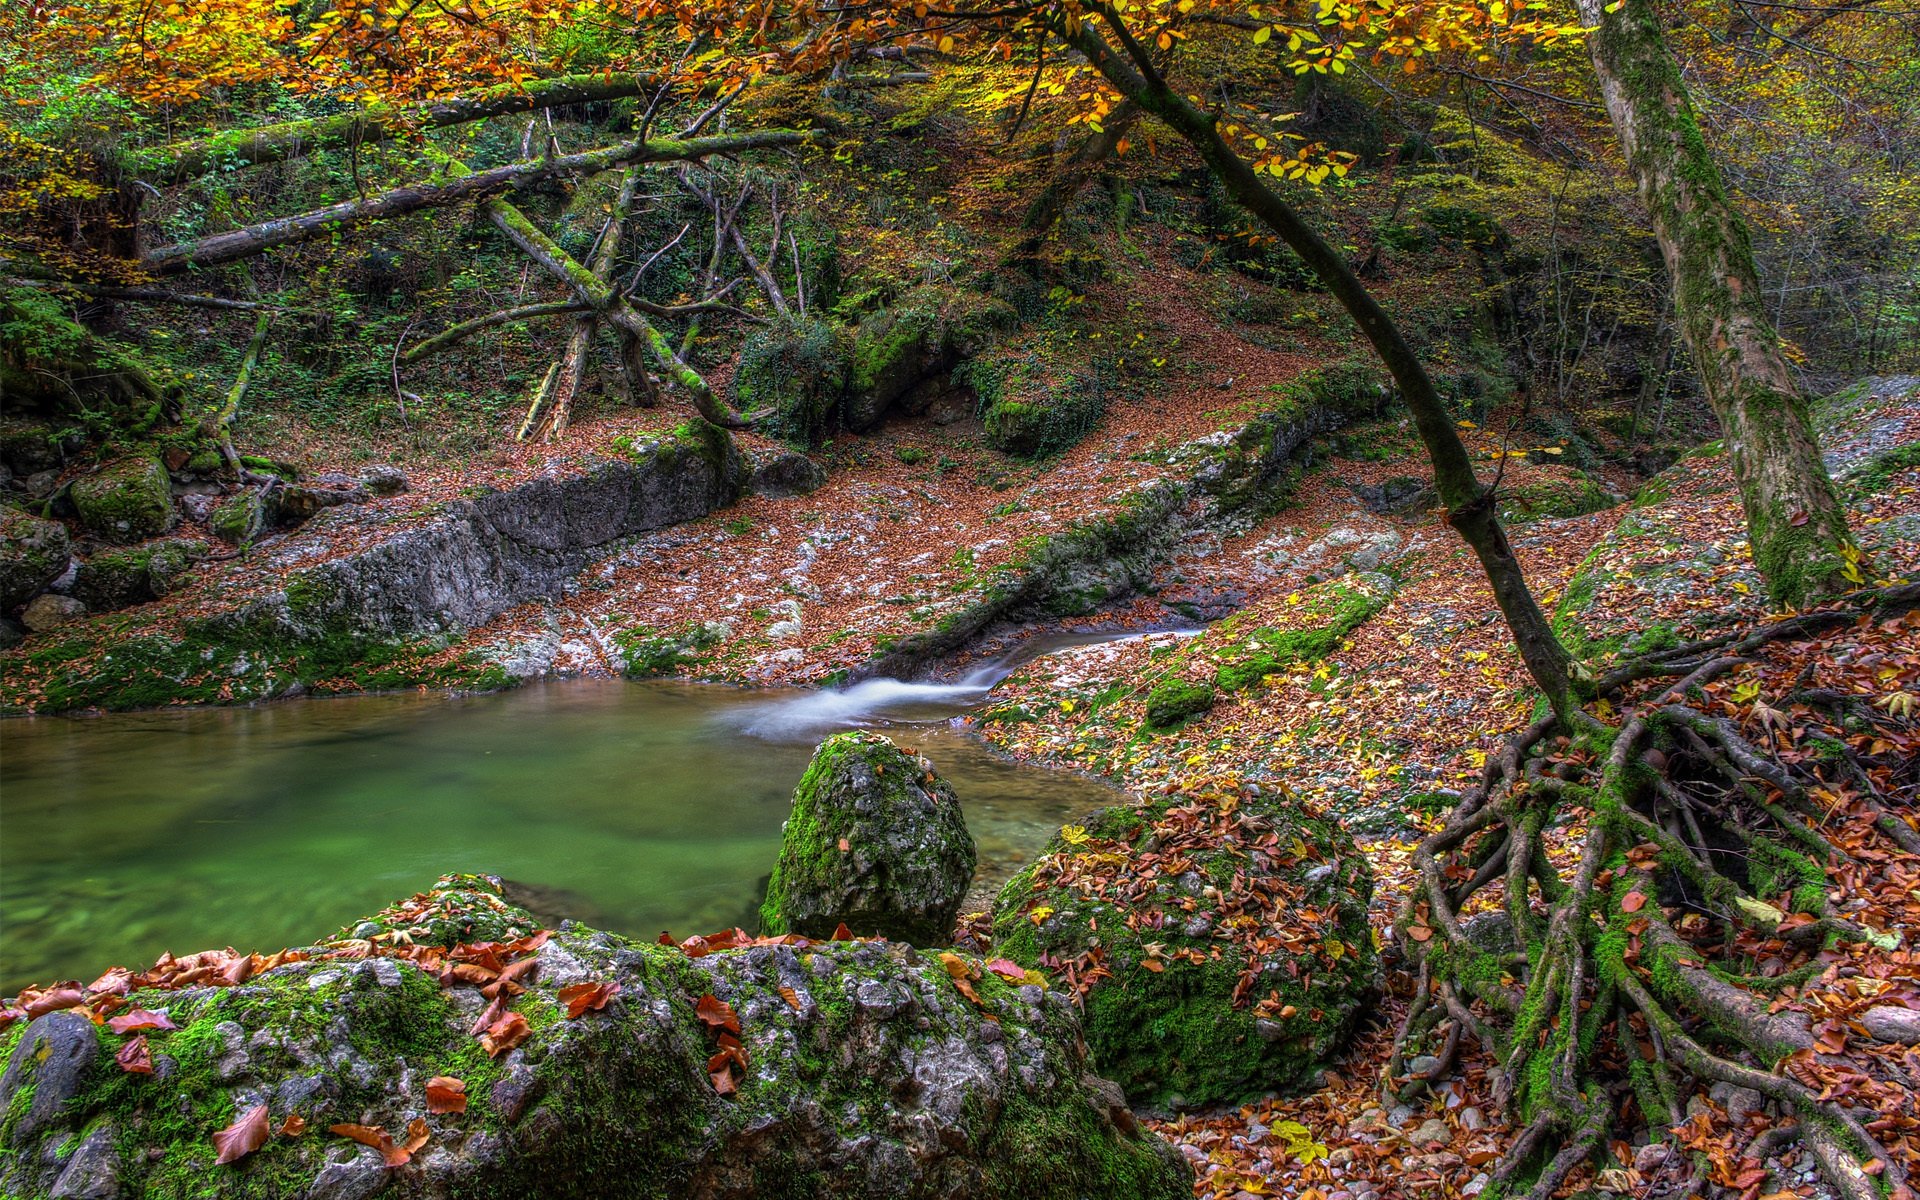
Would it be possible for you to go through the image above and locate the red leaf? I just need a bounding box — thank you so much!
[480,1012,531,1058]
[557,981,620,1019]
[426,1076,468,1114]
[984,959,1029,983]
[831,923,853,942]
[115,1035,153,1075]
[710,1068,737,1096]
[1405,926,1433,942]
[23,987,84,1018]
[1621,891,1648,913]
[107,1008,178,1035]
[694,994,740,1035]
[388,1118,430,1167]
[213,1105,271,1165]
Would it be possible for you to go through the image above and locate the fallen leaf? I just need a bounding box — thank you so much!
[694,993,741,1034]
[426,1076,468,1114]
[23,987,84,1018]
[107,1008,178,1035]
[1621,891,1648,913]
[777,986,804,1010]
[280,1114,308,1137]
[831,922,853,941]
[115,1035,153,1075]
[557,980,621,1019]
[390,1118,430,1167]
[480,1011,531,1057]
[214,1105,271,1165]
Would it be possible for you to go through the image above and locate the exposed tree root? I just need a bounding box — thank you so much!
[1392,583,1920,1200]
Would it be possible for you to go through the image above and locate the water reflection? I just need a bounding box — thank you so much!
[0,677,1121,992]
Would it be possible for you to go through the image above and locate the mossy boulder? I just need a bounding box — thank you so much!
[71,538,205,611]
[209,490,268,545]
[0,874,1189,1200]
[732,315,853,447]
[1497,470,1615,523]
[69,455,175,543]
[761,731,977,945]
[993,786,1375,1108]
[0,506,71,609]
[846,287,1016,433]
[1144,678,1215,729]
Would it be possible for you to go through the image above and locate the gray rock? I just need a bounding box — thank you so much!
[271,483,370,526]
[1709,1081,1765,1123]
[303,1154,390,1200]
[21,593,86,631]
[357,465,410,497]
[0,1012,100,1144]
[0,507,71,609]
[71,539,205,612]
[748,452,827,498]
[1349,475,1437,517]
[49,1124,119,1200]
[760,731,977,946]
[1408,1118,1452,1149]
[1861,1005,1920,1045]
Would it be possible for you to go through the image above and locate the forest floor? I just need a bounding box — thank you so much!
[965,377,1920,1200]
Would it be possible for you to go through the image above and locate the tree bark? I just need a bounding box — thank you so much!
[128,73,665,187]
[1573,0,1855,609]
[1065,9,1579,720]
[142,130,809,276]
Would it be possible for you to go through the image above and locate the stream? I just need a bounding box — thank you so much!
[0,661,1137,994]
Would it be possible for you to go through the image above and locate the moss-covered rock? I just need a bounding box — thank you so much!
[846,287,1016,433]
[0,874,1188,1200]
[761,731,977,945]
[1144,678,1214,729]
[1496,470,1615,523]
[1205,576,1389,694]
[208,490,267,545]
[0,506,71,610]
[71,538,205,612]
[732,316,853,447]
[992,785,1375,1108]
[69,455,175,544]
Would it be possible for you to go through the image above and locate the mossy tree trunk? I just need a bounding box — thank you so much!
[1062,8,1579,721]
[1574,0,1855,609]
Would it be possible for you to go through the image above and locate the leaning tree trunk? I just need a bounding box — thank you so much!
[1574,0,1856,609]
[1007,100,1143,265]
[1066,10,1579,721]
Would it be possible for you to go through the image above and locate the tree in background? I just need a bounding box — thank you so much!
[1572,0,1861,609]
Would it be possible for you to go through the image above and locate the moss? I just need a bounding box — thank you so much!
[616,620,726,677]
[1144,679,1214,729]
[68,455,174,544]
[1845,441,1920,498]
[1209,582,1384,693]
[732,316,853,448]
[1497,472,1615,523]
[992,791,1374,1107]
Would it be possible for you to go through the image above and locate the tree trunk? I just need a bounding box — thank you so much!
[521,166,644,441]
[1066,11,1580,720]
[128,73,664,187]
[483,197,749,428]
[1574,0,1855,609]
[142,129,809,276]
[1008,100,1143,264]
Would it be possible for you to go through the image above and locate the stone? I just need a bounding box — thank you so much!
[357,465,409,497]
[0,1012,101,1145]
[1409,1119,1452,1149]
[747,451,827,498]
[1349,475,1436,517]
[992,786,1375,1108]
[209,490,268,545]
[21,592,86,631]
[68,456,175,543]
[760,730,977,946]
[71,539,205,612]
[1708,1081,1765,1123]
[1860,1004,1920,1045]
[272,483,370,526]
[48,1124,120,1200]
[0,875,1187,1200]
[0,506,71,609]
[845,287,1014,433]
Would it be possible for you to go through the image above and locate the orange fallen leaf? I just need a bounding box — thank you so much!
[115,1035,153,1075]
[694,993,741,1035]
[557,981,620,1019]
[480,1011,531,1057]
[777,986,804,1010]
[426,1076,468,1114]
[280,1114,308,1137]
[214,1104,271,1165]
[1621,891,1648,913]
